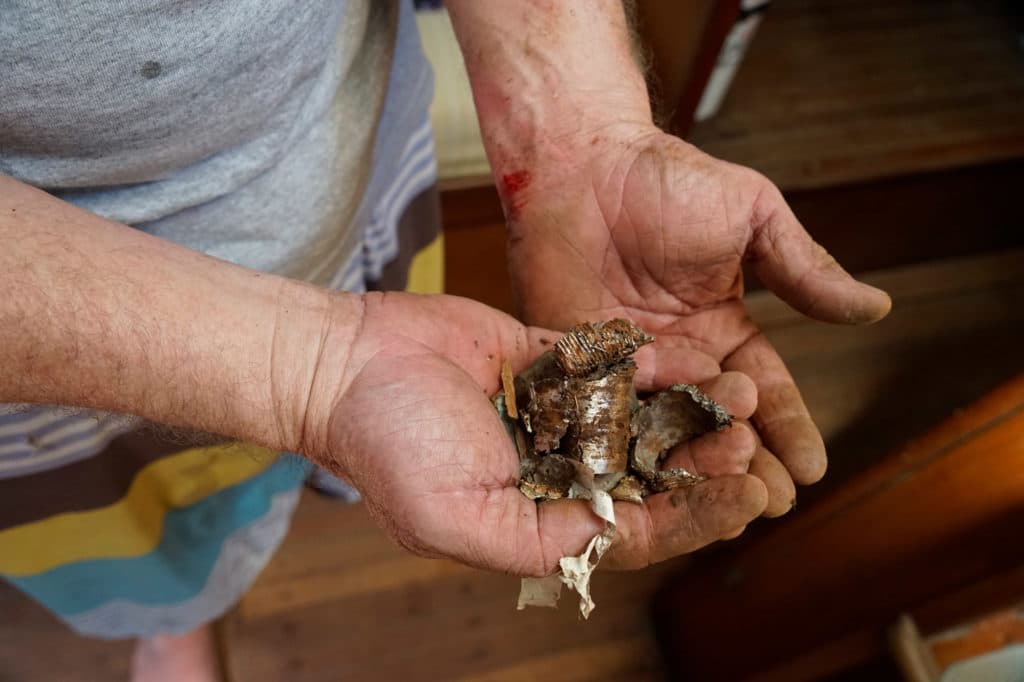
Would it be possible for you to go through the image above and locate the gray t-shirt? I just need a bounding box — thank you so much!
[0,0,437,481]
[0,0,433,285]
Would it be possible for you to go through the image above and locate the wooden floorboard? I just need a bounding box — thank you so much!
[0,582,132,682]
[224,493,676,682]
[689,0,1024,191]
[752,249,1024,497]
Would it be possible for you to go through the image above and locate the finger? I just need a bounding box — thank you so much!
[503,473,768,575]
[662,420,757,476]
[697,371,757,420]
[748,445,797,517]
[604,474,768,570]
[721,525,747,540]
[725,332,826,485]
[747,181,891,325]
[632,340,721,392]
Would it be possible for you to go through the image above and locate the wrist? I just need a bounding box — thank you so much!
[447,1,653,200]
[275,287,366,463]
[0,176,378,461]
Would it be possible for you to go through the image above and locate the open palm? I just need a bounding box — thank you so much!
[319,293,769,574]
[507,127,891,516]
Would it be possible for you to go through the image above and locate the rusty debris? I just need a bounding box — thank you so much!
[553,319,654,377]
[501,319,730,501]
[630,384,732,485]
[496,319,733,616]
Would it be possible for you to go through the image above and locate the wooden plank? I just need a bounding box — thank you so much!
[228,492,679,681]
[745,249,1024,329]
[239,553,469,621]
[443,217,515,316]
[928,609,1024,669]
[760,254,1024,492]
[654,374,1024,681]
[689,0,1024,190]
[643,0,739,137]
[743,629,886,682]
[633,0,720,135]
[457,635,663,682]
[0,583,132,682]
[750,250,1024,424]
[914,564,1024,636]
[777,160,1024,287]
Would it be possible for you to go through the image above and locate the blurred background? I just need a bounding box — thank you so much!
[4,0,1023,680]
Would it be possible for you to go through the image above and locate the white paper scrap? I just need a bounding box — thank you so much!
[517,488,616,618]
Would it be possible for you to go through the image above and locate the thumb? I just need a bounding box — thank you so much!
[748,182,891,324]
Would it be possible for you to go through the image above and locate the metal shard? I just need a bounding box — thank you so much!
[564,360,636,474]
[631,384,731,482]
[554,319,654,377]
[498,321,737,617]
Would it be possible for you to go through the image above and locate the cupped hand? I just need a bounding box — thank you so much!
[316,292,768,575]
[504,124,892,517]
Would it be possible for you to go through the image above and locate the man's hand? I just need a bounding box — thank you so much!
[446,1,892,518]
[504,126,891,517]
[311,292,769,574]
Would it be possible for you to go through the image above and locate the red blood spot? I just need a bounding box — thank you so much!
[502,170,531,194]
[499,170,532,220]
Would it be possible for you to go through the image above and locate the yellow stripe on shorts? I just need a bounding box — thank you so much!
[0,444,276,576]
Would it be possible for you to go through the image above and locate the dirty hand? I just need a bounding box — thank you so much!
[504,125,892,518]
[316,292,771,574]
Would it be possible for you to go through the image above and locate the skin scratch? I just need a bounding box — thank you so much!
[499,170,532,220]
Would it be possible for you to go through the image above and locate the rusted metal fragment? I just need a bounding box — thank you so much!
[649,468,707,493]
[514,349,562,389]
[609,475,646,503]
[503,321,742,617]
[518,454,578,500]
[594,472,625,493]
[564,360,637,474]
[524,377,572,452]
[513,351,572,452]
[631,384,732,482]
[554,319,654,377]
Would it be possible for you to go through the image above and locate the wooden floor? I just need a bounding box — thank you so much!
[220,496,677,682]
[690,0,1024,191]
[0,583,133,682]
[4,248,1021,681]
[747,249,1024,497]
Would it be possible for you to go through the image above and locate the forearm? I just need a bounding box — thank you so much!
[446,1,652,188]
[0,175,359,456]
